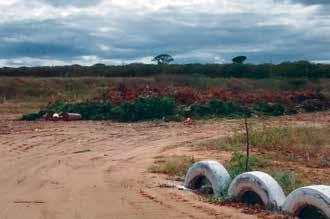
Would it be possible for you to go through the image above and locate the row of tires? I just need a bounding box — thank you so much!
[184,160,330,218]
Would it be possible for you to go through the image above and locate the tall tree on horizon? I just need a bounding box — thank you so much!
[152,54,174,65]
[232,56,247,64]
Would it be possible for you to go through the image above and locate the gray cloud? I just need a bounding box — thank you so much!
[0,0,329,66]
[290,0,330,4]
[39,0,102,7]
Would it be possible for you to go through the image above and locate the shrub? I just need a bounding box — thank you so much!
[253,102,286,116]
[21,110,47,121]
[297,99,329,112]
[221,101,246,116]
[118,97,176,121]
[75,102,114,120]
[187,104,212,118]
[185,100,245,118]
[37,101,115,120]
[22,97,176,122]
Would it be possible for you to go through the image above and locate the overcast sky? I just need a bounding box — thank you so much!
[0,0,329,66]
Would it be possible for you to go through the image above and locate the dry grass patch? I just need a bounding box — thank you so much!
[149,156,195,178]
[202,126,330,168]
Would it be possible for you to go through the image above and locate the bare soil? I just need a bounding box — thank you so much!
[0,112,329,219]
[0,114,256,219]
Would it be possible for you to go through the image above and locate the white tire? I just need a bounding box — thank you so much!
[228,171,286,210]
[281,185,330,218]
[184,160,231,196]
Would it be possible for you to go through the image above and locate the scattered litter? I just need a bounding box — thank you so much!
[62,113,82,121]
[184,117,193,126]
[42,112,81,121]
[159,182,187,191]
[177,185,186,190]
[53,113,60,119]
[159,183,177,188]
[73,149,92,154]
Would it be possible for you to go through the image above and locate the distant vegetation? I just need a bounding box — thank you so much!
[1,61,330,78]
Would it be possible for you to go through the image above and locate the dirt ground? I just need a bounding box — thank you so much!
[0,113,257,219]
[0,112,329,219]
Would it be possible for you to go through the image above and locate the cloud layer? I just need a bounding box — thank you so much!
[0,0,329,66]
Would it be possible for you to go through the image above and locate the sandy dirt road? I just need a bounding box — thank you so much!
[0,114,256,219]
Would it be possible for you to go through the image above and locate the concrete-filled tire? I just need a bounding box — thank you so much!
[228,171,286,210]
[184,160,231,196]
[281,185,330,218]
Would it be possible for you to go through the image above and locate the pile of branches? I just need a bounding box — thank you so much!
[97,85,330,113]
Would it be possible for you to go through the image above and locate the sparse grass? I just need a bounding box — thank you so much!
[202,125,330,168]
[149,156,195,177]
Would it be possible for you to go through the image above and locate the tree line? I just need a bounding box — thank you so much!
[0,61,329,78]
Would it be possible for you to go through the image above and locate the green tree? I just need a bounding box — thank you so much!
[152,54,174,65]
[232,56,247,64]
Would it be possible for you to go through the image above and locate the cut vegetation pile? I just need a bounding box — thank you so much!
[22,85,330,122]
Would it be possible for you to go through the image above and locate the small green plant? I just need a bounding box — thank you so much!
[207,194,232,203]
[270,170,302,195]
[225,151,269,178]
